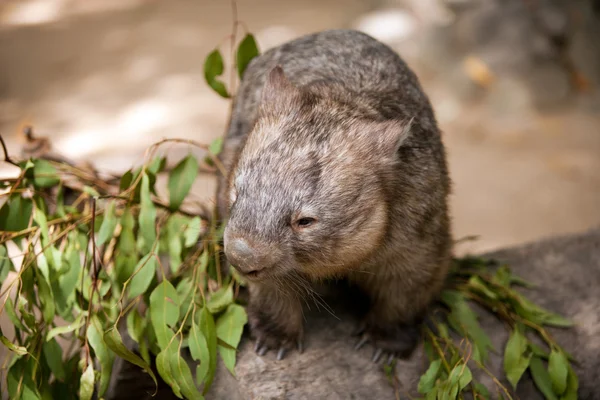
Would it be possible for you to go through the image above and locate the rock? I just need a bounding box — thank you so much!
[106,228,600,399]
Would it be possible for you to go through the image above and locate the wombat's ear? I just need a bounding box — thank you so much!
[260,66,302,114]
[370,118,414,158]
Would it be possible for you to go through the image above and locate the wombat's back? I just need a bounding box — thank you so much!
[231,30,433,135]
[217,29,443,219]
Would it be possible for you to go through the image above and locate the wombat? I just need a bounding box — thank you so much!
[216,29,452,361]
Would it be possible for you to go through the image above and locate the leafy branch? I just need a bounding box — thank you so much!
[418,257,578,399]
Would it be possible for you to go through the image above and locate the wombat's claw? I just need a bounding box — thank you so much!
[372,348,397,364]
[354,336,369,350]
[276,347,287,361]
[254,340,269,356]
[386,353,396,365]
[297,339,304,354]
[372,348,383,363]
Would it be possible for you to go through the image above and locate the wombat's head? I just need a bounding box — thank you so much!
[223,66,411,281]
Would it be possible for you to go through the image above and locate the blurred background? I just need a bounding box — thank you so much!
[0,0,599,255]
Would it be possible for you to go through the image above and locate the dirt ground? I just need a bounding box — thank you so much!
[1,0,599,255]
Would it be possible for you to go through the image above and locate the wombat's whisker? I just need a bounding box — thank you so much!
[289,274,337,320]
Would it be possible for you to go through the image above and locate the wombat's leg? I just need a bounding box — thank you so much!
[247,282,304,360]
[350,274,429,362]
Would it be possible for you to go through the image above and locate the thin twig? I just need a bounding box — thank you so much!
[0,134,19,167]
[83,198,100,368]
[229,0,239,95]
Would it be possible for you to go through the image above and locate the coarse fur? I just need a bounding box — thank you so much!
[216,29,452,358]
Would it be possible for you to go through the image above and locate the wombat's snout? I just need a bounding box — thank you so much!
[224,236,275,278]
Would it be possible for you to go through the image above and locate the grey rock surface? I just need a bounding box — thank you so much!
[106,228,600,399]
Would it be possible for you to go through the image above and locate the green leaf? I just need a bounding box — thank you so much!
[208,137,223,157]
[468,276,498,300]
[418,359,442,394]
[216,304,247,347]
[198,307,217,394]
[168,154,199,211]
[156,345,182,399]
[138,173,157,253]
[442,290,494,362]
[530,356,559,400]
[148,156,166,175]
[425,387,438,400]
[128,253,157,298]
[32,159,60,188]
[206,285,234,314]
[492,265,534,288]
[43,338,65,380]
[167,215,187,273]
[473,382,490,399]
[548,349,568,395]
[36,251,50,281]
[190,321,210,386]
[530,343,550,359]
[116,254,138,287]
[46,313,85,341]
[17,296,37,331]
[493,265,511,286]
[88,316,114,396]
[104,327,158,388]
[216,304,247,375]
[169,344,204,400]
[176,277,194,320]
[120,207,136,250]
[36,271,55,324]
[0,332,28,355]
[58,247,82,308]
[120,170,134,192]
[0,194,33,232]
[436,380,453,400]
[540,313,573,328]
[436,322,449,340]
[4,297,27,332]
[204,49,229,98]
[449,364,473,391]
[82,185,100,197]
[510,275,534,288]
[503,327,531,389]
[561,366,578,400]
[197,251,209,274]
[512,294,572,328]
[150,281,180,350]
[97,200,118,246]
[7,357,41,399]
[79,364,94,400]
[126,308,146,344]
[0,244,13,283]
[449,383,459,400]
[183,217,203,248]
[236,34,259,78]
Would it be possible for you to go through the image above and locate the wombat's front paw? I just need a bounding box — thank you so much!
[353,321,420,364]
[248,308,304,360]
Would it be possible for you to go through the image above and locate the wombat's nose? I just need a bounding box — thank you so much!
[225,238,269,276]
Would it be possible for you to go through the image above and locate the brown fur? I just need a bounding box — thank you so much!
[216,30,452,358]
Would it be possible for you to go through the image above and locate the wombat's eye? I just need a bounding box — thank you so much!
[294,217,317,229]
